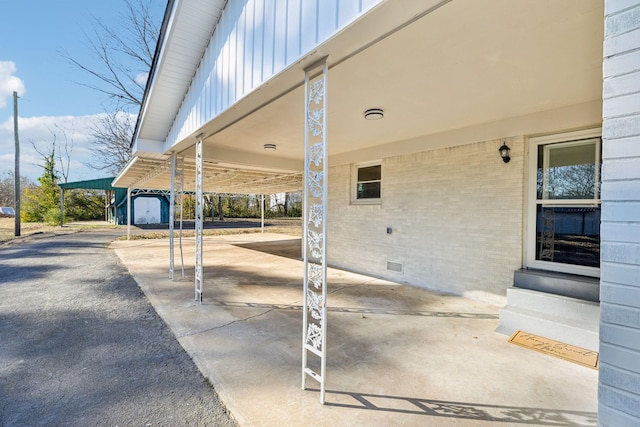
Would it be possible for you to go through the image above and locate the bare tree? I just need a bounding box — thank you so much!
[29,125,75,184]
[540,164,598,200]
[0,171,33,207]
[62,0,160,108]
[52,124,74,183]
[86,111,134,175]
[63,0,161,173]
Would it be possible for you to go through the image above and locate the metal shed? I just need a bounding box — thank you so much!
[58,178,169,225]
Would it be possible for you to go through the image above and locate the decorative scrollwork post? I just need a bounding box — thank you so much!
[302,58,328,404]
[195,134,204,302]
[170,152,176,279]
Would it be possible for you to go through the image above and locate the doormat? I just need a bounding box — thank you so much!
[508,330,599,369]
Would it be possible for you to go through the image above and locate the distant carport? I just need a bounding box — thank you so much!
[58,177,127,226]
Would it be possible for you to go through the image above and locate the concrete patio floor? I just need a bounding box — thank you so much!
[111,232,598,426]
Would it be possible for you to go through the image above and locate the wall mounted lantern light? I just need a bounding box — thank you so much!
[498,142,511,163]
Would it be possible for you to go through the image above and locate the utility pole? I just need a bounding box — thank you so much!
[13,91,21,237]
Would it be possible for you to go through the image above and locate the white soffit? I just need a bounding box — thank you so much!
[138,0,225,143]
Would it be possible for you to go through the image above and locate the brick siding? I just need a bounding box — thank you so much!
[327,137,524,306]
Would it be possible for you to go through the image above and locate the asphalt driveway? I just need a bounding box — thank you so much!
[0,230,237,426]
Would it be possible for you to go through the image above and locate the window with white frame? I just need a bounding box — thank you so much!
[353,162,381,202]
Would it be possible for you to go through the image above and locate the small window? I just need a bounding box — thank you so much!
[356,164,381,200]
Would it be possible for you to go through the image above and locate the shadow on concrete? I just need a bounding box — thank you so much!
[234,239,302,260]
[213,300,498,319]
[316,389,597,426]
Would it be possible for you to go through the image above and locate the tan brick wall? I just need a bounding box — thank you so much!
[328,137,524,305]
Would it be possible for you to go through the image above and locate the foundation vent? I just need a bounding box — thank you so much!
[386,261,404,273]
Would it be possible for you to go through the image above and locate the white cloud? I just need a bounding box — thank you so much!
[0,61,26,109]
[135,72,148,86]
[0,113,124,183]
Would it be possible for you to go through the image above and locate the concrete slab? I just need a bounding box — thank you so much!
[111,233,598,426]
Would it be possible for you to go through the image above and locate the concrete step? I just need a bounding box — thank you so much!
[514,268,599,302]
[505,288,600,327]
[497,288,600,351]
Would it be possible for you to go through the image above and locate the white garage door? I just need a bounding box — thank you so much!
[134,197,161,224]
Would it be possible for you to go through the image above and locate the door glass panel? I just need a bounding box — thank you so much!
[534,137,601,269]
[535,205,600,267]
[538,141,598,200]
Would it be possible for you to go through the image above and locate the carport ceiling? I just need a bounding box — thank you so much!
[199,0,603,162]
[126,0,602,192]
[119,156,303,193]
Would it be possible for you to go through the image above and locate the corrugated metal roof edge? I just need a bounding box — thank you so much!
[59,177,123,190]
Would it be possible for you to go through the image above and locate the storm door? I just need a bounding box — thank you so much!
[527,129,601,277]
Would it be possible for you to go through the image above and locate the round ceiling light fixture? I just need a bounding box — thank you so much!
[263,143,277,151]
[364,108,384,120]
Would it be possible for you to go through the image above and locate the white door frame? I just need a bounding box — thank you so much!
[525,127,602,277]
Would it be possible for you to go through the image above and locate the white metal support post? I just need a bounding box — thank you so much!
[127,187,131,240]
[104,191,109,222]
[59,188,64,227]
[261,194,265,233]
[302,58,328,404]
[194,135,204,302]
[177,156,185,278]
[169,152,176,279]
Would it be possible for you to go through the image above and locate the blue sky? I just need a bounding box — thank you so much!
[0,0,164,182]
